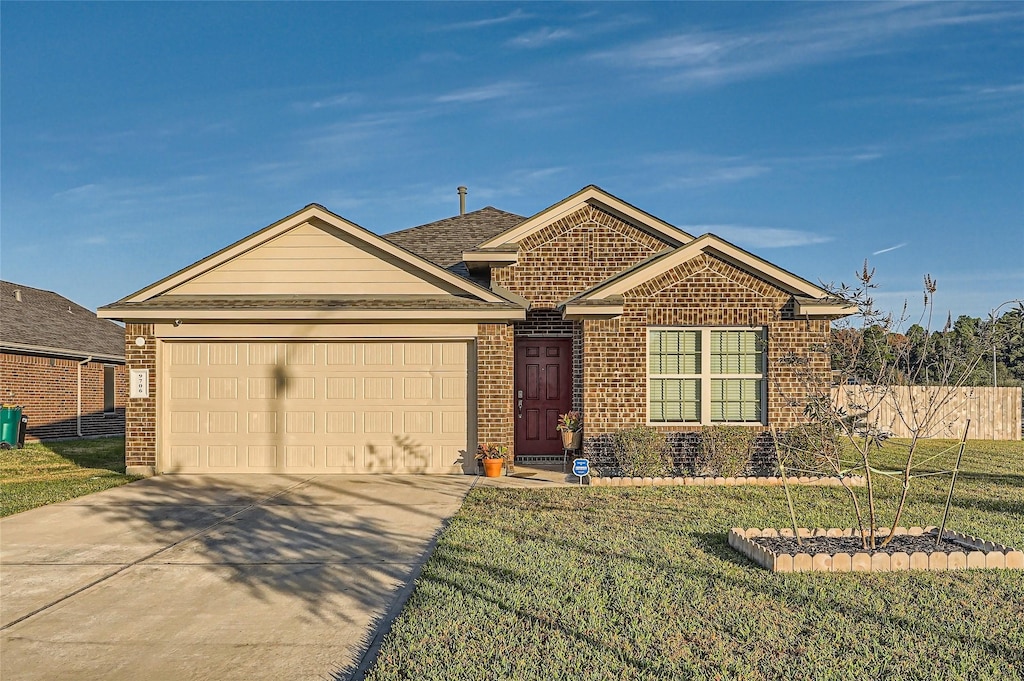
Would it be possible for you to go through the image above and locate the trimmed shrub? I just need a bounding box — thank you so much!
[775,423,841,476]
[695,426,756,477]
[612,426,672,477]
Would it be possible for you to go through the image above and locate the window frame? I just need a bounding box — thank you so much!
[103,365,116,415]
[646,326,767,426]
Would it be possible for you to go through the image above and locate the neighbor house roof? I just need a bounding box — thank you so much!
[1,281,125,362]
[383,206,525,268]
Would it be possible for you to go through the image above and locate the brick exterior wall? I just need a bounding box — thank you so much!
[0,352,126,440]
[125,323,157,472]
[486,205,675,438]
[476,323,515,456]
[580,253,831,460]
[491,205,669,307]
[475,201,832,465]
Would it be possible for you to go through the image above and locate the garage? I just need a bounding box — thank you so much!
[161,339,471,474]
[99,204,524,476]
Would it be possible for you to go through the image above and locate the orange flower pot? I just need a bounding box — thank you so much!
[481,458,504,477]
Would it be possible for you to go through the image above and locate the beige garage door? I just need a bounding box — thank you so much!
[161,340,471,474]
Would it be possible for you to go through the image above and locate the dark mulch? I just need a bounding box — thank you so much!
[750,531,996,556]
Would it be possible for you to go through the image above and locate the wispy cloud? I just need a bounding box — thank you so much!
[292,92,364,113]
[873,242,908,255]
[434,81,527,104]
[507,27,575,49]
[438,9,532,32]
[588,4,1024,89]
[685,224,832,248]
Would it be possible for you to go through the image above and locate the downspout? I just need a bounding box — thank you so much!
[78,356,93,437]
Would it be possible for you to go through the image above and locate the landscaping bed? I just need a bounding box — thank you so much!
[731,526,1024,572]
[591,474,865,487]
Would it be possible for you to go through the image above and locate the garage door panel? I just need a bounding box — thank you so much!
[246,446,276,468]
[210,446,238,467]
[208,412,237,433]
[363,444,393,470]
[208,377,238,399]
[326,445,355,468]
[163,340,470,473]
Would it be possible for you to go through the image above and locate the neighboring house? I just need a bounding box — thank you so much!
[1,281,127,441]
[99,186,852,476]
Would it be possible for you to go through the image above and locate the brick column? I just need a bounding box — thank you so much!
[124,323,157,476]
[476,323,514,459]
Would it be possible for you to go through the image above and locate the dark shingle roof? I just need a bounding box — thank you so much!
[101,295,522,312]
[382,207,524,268]
[1,281,125,360]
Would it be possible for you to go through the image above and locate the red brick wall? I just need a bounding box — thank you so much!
[487,205,674,434]
[581,253,831,442]
[124,323,157,470]
[476,323,514,456]
[0,352,126,440]
[491,205,669,307]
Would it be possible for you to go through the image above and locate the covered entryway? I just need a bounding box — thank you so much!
[162,340,471,474]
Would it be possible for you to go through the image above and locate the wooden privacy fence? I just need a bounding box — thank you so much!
[830,386,1022,441]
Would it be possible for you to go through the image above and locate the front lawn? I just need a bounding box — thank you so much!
[0,437,136,517]
[365,440,1024,681]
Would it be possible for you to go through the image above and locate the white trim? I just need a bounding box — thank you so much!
[562,303,623,319]
[794,300,858,317]
[461,251,518,265]
[0,342,124,364]
[646,326,767,427]
[99,307,525,322]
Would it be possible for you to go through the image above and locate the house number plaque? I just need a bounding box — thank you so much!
[130,369,150,399]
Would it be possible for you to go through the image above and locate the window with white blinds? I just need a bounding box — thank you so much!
[648,328,765,425]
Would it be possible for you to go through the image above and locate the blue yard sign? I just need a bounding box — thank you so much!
[572,458,590,484]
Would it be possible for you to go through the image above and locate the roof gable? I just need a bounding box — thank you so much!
[570,234,834,303]
[112,204,510,306]
[474,185,693,251]
[0,281,125,361]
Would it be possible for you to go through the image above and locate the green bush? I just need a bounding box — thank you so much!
[695,426,755,477]
[775,422,841,476]
[611,426,671,477]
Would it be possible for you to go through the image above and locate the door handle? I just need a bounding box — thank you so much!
[518,399,523,418]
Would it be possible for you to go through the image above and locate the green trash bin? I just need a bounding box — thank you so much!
[1,405,24,449]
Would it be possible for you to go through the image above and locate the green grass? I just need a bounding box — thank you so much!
[0,438,137,517]
[366,440,1024,681]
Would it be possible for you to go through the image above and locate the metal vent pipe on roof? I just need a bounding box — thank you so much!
[457,186,467,215]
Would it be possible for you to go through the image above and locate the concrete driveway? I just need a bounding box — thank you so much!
[0,474,476,681]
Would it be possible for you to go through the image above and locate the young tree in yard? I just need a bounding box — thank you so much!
[775,262,990,549]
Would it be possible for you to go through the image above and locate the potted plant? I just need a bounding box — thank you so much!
[476,443,509,477]
[557,411,583,450]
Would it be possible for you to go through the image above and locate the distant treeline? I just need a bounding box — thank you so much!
[831,306,1024,387]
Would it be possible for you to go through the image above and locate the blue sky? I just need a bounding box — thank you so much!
[2,2,1021,321]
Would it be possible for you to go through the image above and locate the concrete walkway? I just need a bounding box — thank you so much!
[0,474,477,681]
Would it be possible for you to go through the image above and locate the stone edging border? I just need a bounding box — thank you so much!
[729,526,1024,573]
[590,475,865,488]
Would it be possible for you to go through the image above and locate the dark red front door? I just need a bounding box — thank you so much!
[515,338,572,456]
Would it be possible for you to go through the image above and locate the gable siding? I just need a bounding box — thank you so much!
[168,222,450,297]
[581,253,830,444]
[491,205,670,307]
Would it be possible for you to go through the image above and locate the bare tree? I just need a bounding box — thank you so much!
[775,262,987,549]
